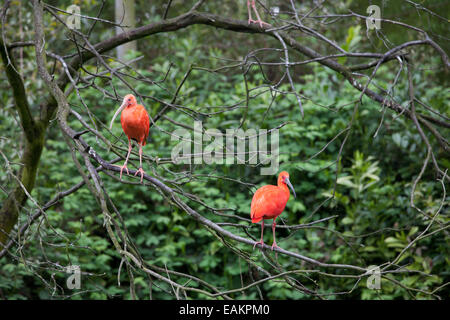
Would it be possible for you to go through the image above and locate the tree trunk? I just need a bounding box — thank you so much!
[0,37,47,247]
[0,134,45,246]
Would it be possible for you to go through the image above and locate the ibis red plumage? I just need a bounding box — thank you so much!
[250,171,296,250]
[109,94,150,183]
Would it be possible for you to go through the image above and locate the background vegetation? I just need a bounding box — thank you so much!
[0,0,448,299]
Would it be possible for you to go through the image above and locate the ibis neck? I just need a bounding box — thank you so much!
[278,181,290,195]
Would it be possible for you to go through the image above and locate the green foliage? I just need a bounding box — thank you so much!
[0,0,448,300]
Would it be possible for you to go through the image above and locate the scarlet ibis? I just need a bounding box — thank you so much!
[247,0,269,27]
[250,171,296,250]
[109,94,150,183]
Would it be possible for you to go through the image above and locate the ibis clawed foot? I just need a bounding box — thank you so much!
[253,240,265,250]
[117,164,129,181]
[271,241,279,251]
[247,0,270,28]
[134,167,145,183]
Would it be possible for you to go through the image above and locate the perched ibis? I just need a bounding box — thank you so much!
[109,94,150,183]
[247,0,270,28]
[250,171,296,250]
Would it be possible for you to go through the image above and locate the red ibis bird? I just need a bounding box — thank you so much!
[250,171,296,250]
[247,0,270,27]
[109,94,150,183]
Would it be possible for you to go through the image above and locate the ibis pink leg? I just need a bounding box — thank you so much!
[247,0,270,28]
[253,220,265,249]
[134,143,145,183]
[271,218,280,250]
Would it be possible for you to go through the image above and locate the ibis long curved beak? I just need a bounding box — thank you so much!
[285,177,296,198]
[109,101,126,130]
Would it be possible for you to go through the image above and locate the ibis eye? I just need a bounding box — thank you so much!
[128,98,131,101]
